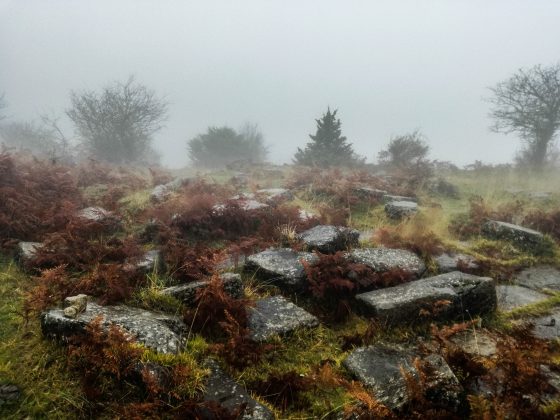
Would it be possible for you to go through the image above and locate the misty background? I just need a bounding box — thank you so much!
[1,0,558,168]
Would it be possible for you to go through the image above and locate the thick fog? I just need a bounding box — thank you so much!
[1,0,558,168]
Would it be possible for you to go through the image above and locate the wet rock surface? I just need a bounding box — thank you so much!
[514,266,560,291]
[496,285,549,311]
[248,295,319,342]
[385,200,418,219]
[161,273,244,305]
[298,225,359,253]
[343,344,462,411]
[41,302,186,354]
[348,248,426,277]
[435,252,478,273]
[482,220,548,253]
[245,248,318,290]
[134,249,164,273]
[355,271,496,324]
[204,360,274,419]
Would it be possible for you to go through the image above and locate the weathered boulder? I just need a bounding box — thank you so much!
[161,273,244,306]
[343,344,462,411]
[16,241,42,264]
[435,252,478,273]
[298,225,359,253]
[355,271,496,324]
[298,209,317,221]
[383,194,417,203]
[204,360,273,419]
[385,201,418,219]
[63,294,89,319]
[213,199,269,212]
[496,285,549,312]
[482,220,549,253]
[41,302,185,354]
[248,295,319,342]
[347,248,426,277]
[514,266,560,292]
[245,248,318,290]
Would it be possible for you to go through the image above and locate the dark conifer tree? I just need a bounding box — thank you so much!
[293,108,363,167]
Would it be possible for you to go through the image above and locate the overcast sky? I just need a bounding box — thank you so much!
[1,0,558,168]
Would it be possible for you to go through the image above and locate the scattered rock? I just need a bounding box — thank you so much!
[382,194,417,203]
[435,252,478,273]
[0,384,20,406]
[385,201,418,219]
[496,285,549,312]
[514,266,560,292]
[135,250,164,273]
[355,271,496,324]
[245,248,318,291]
[41,302,185,354]
[298,225,359,253]
[528,191,552,200]
[354,186,387,199]
[449,330,497,357]
[298,209,317,221]
[248,295,319,341]
[213,199,269,212]
[482,220,549,253]
[77,206,118,224]
[150,184,172,202]
[204,359,274,419]
[343,344,462,411]
[348,248,426,277]
[161,273,244,306]
[16,241,42,264]
[529,310,560,340]
[63,294,89,319]
[256,188,293,203]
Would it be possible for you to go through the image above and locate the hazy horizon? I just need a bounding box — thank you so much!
[1,0,559,168]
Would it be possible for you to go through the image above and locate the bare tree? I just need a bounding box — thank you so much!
[488,64,560,169]
[66,77,168,164]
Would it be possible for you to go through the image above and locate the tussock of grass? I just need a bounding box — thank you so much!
[503,292,560,320]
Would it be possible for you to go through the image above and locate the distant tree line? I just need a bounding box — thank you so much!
[1,62,559,170]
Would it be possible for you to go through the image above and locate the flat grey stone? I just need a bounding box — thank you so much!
[514,266,560,291]
[16,241,42,263]
[348,248,426,277]
[482,220,548,253]
[385,201,418,219]
[248,295,319,341]
[343,344,462,411]
[496,285,549,312]
[355,271,496,324]
[204,359,273,419]
[530,310,560,340]
[161,273,244,305]
[213,199,269,212]
[298,225,359,253]
[383,194,417,203]
[150,184,172,202]
[435,253,478,273]
[245,248,318,290]
[41,302,185,354]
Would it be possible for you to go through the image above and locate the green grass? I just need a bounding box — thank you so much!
[0,260,86,419]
